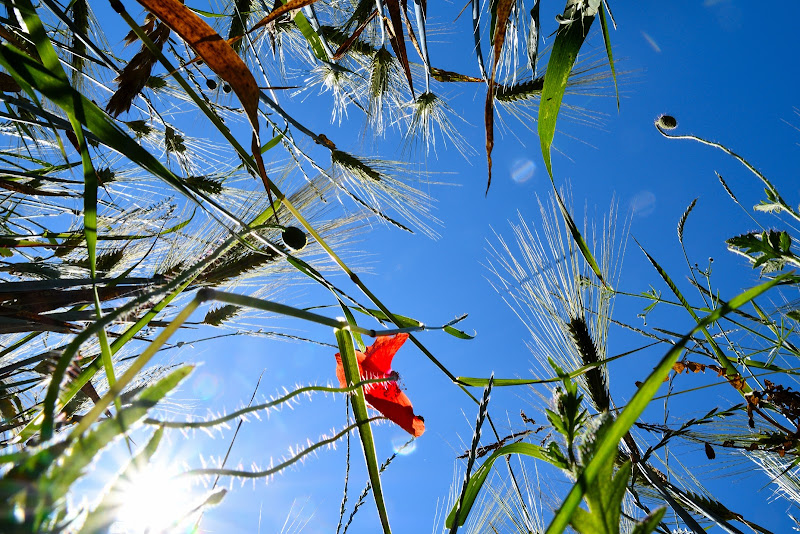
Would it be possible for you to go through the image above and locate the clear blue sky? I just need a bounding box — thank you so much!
[98,2,800,532]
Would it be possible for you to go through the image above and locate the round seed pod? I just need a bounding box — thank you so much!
[206,79,217,90]
[656,115,678,130]
[222,84,232,94]
[282,226,307,250]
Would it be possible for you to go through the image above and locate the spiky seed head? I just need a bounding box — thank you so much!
[656,114,677,130]
[282,226,307,251]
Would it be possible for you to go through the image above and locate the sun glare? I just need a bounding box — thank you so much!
[111,466,199,534]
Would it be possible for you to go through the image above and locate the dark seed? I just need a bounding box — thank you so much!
[282,226,307,250]
[206,79,218,90]
[222,84,232,94]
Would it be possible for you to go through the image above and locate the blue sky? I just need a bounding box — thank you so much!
[90,1,800,532]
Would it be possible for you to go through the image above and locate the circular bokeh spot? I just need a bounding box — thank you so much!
[510,158,536,184]
[192,372,221,401]
[630,191,656,217]
[391,435,417,456]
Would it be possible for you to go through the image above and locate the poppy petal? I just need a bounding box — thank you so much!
[366,391,425,437]
[362,333,409,375]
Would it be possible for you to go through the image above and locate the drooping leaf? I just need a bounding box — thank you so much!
[539,5,596,178]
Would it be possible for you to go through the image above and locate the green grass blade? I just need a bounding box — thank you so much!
[294,11,329,61]
[13,0,119,432]
[335,328,392,534]
[544,273,791,534]
[598,6,618,110]
[538,15,594,177]
[554,188,606,285]
[446,442,547,528]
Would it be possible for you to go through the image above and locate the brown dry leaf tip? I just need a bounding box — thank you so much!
[384,0,414,95]
[137,0,260,132]
[107,16,170,117]
[727,374,746,391]
[248,0,321,35]
[672,361,686,374]
[333,9,377,60]
[484,0,516,195]
[686,361,706,373]
[316,134,336,150]
[429,67,482,83]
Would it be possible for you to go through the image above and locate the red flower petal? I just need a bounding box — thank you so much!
[334,333,424,437]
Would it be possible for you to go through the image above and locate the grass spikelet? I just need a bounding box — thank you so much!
[494,77,545,102]
[677,198,697,244]
[106,14,171,117]
[450,375,494,533]
[203,304,241,326]
[330,151,439,238]
[404,92,473,158]
[185,175,224,196]
[566,316,609,411]
[368,47,400,133]
[69,0,89,86]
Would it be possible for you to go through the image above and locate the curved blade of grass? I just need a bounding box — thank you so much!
[335,328,392,534]
[544,273,790,534]
[15,0,118,425]
[538,15,594,178]
[456,343,652,387]
[554,188,606,285]
[446,442,547,528]
[38,368,190,514]
[635,238,749,393]
[597,5,618,110]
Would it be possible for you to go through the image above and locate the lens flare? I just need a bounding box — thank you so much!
[391,436,417,456]
[510,158,536,184]
[630,191,656,217]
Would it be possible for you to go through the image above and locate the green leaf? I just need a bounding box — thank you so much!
[597,5,618,110]
[293,11,329,61]
[538,11,595,177]
[446,442,547,528]
[554,187,606,286]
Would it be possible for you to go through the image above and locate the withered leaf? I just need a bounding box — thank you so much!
[484,0,517,194]
[137,0,259,132]
[333,9,377,60]
[686,361,706,373]
[385,0,414,94]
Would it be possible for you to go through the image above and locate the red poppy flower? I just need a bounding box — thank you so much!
[335,333,425,437]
